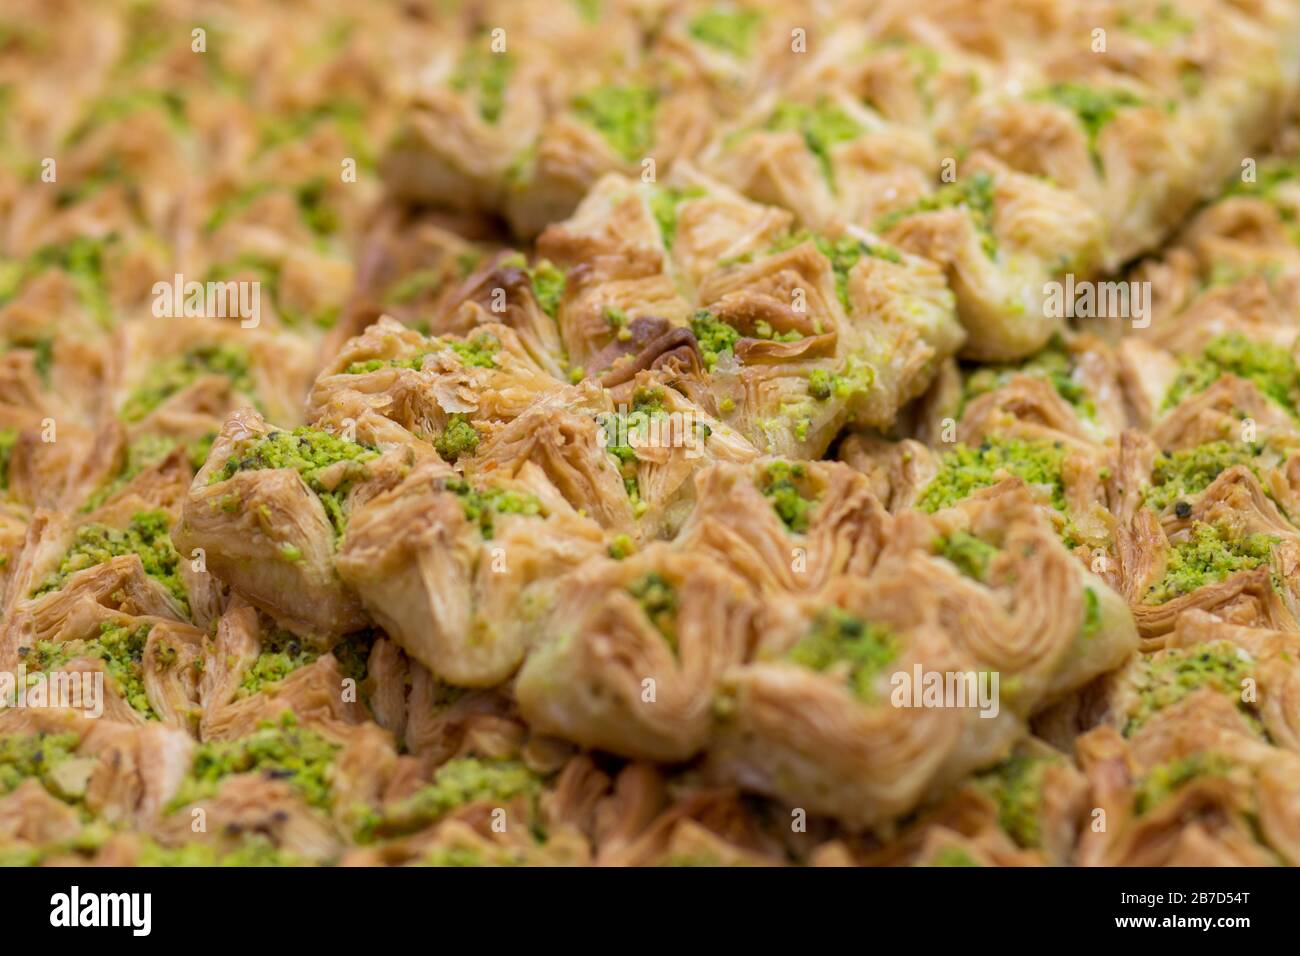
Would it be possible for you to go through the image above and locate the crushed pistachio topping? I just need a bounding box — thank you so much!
[1222,157,1300,226]
[344,333,499,375]
[917,438,1067,513]
[1,236,115,326]
[239,629,320,698]
[806,355,875,404]
[1143,441,1263,512]
[0,731,83,801]
[571,85,658,162]
[976,752,1054,848]
[962,336,1094,418]
[0,427,17,492]
[688,7,762,58]
[1031,82,1144,160]
[0,335,54,388]
[294,177,340,238]
[599,388,672,513]
[934,530,998,581]
[212,427,378,539]
[135,836,304,867]
[1143,522,1276,605]
[760,460,819,533]
[169,712,338,812]
[765,100,862,189]
[441,477,542,540]
[28,619,156,717]
[770,230,902,311]
[1081,587,1102,638]
[608,533,635,559]
[930,847,983,867]
[785,607,897,702]
[1163,332,1300,414]
[628,571,678,652]
[83,432,215,512]
[650,185,705,250]
[1119,4,1196,46]
[435,414,480,463]
[1124,641,1258,736]
[418,844,524,867]
[450,44,514,124]
[120,344,255,423]
[357,757,541,842]
[690,310,741,371]
[528,259,566,319]
[1133,753,1237,815]
[877,171,998,259]
[34,510,187,609]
